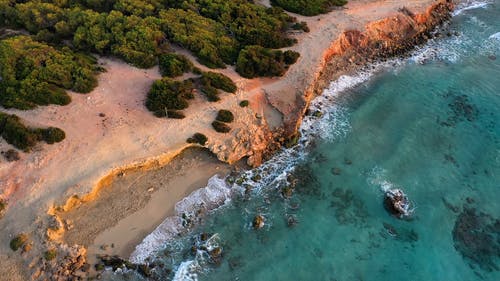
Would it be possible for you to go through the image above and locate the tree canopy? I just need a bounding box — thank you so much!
[271,0,347,16]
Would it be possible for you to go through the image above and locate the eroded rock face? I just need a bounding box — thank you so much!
[208,116,274,167]
[282,0,454,137]
[33,245,87,281]
[452,207,500,272]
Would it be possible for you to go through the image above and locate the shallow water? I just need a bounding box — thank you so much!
[109,1,500,280]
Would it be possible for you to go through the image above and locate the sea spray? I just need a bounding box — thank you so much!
[130,176,232,263]
[126,1,499,279]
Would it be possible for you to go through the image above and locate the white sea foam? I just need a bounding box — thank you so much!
[133,0,494,275]
[129,176,232,263]
[368,167,398,193]
[172,260,198,281]
[489,32,500,40]
[452,0,493,16]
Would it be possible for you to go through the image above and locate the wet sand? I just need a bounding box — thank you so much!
[57,148,233,265]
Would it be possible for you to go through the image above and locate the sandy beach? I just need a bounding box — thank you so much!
[0,0,453,279]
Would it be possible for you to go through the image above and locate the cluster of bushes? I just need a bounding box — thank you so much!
[200,72,237,102]
[212,109,234,133]
[1,0,305,75]
[160,9,238,68]
[0,36,99,109]
[0,112,66,151]
[145,79,194,118]
[271,0,348,16]
[158,53,194,77]
[236,46,301,78]
[186,133,208,145]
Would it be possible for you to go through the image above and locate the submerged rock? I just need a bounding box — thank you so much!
[452,207,500,272]
[331,167,342,175]
[383,189,412,218]
[253,215,265,229]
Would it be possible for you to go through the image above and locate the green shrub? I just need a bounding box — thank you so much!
[160,9,238,68]
[146,79,194,117]
[166,110,185,119]
[40,127,66,144]
[201,85,220,102]
[216,110,234,123]
[201,72,237,93]
[0,112,66,151]
[44,249,57,261]
[158,53,193,77]
[239,100,249,107]
[199,71,236,102]
[271,0,348,16]
[10,234,28,251]
[236,45,300,78]
[284,50,301,65]
[292,22,310,32]
[0,36,98,109]
[187,133,208,145]
[212,121,231,133]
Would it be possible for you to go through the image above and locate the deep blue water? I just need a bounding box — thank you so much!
[109,1,500,280]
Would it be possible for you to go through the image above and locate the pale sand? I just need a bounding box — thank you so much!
[0,0,442,279]
[57,148,233,266]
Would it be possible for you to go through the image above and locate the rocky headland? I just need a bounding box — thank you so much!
[0,0,455,280]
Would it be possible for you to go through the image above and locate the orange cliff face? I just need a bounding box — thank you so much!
[281,0,454,138]
[329,0,454,59]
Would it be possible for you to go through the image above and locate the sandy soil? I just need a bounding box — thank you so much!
[0,0,442,279]
[56,147,233,266]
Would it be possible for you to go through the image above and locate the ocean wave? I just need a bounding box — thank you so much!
[131,0,496,276]
[452,0,493,16]
[489,32,500,40]
[129,176,232,264]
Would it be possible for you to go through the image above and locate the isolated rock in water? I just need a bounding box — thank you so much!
[384,189,412,218]
[253,215,265,229]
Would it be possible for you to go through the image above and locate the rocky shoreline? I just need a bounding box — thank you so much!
[277,0,454,139]
[0,1,456,280]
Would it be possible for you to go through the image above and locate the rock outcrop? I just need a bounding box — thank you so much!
[280,0,454,137]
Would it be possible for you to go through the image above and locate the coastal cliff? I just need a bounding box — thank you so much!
[271,0,454,139]
[0,1,456,280]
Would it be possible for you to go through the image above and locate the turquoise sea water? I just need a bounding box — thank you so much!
[112,1,500,280]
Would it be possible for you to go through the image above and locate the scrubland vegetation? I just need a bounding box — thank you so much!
[0,0,343,148]
[271,0,347,16]
[0,112,65,151]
